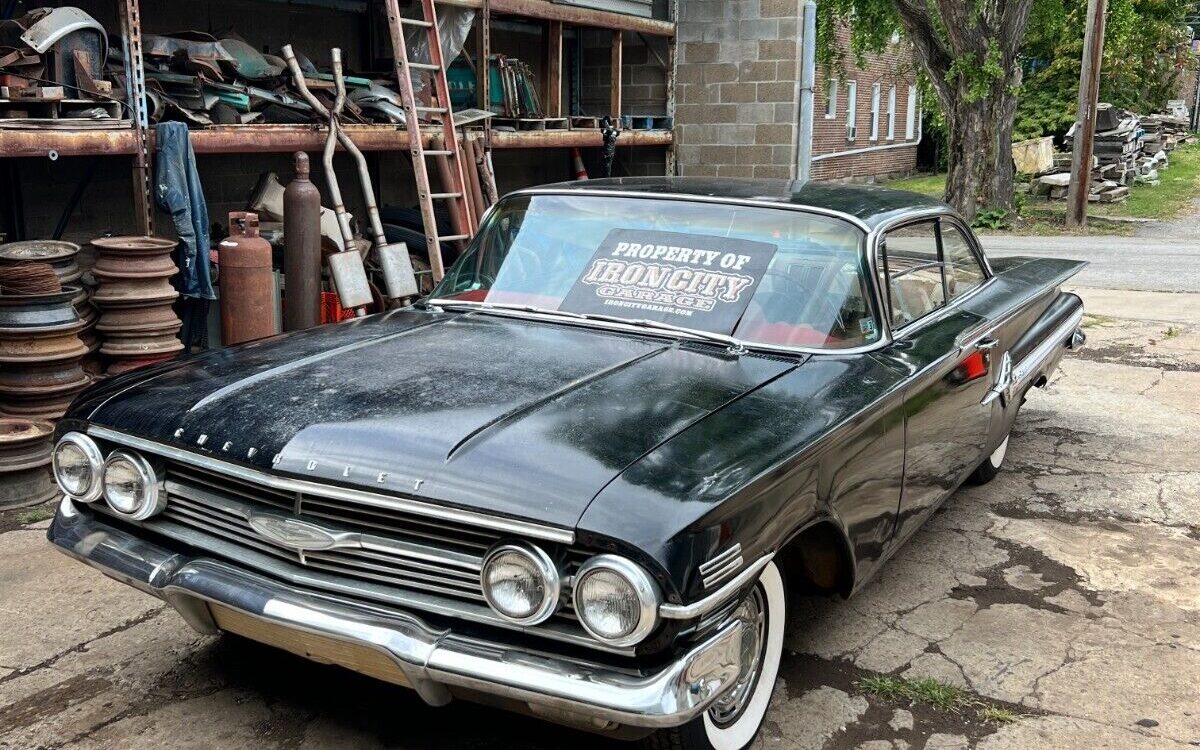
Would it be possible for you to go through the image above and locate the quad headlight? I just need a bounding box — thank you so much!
[481,542,561,625]
[52,433,104,502]
[573,555,660,647]
[101,450,165,520]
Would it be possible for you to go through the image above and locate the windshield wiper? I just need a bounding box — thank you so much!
[427,297,748,353]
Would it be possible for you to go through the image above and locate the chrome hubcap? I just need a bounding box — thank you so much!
[708,586,767,727]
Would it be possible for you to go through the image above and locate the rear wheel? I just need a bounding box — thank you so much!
[969,435,1009,485]
[644,561,785,750]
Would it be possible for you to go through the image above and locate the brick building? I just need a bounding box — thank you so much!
[674,3,920,182]
[811,27,921,181]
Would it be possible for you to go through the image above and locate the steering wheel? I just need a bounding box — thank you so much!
[750,270,813,322]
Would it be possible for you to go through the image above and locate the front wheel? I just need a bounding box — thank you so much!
[645,561,786,750]
[968,435,1009,485]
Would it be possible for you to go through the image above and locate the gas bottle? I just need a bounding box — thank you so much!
[218,211,276,345]
[283,152,322,331]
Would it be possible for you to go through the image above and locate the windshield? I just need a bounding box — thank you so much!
[430,194,880,350]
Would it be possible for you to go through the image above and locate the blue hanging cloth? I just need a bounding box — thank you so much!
[154,121,215,301]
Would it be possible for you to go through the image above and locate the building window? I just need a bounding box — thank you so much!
[846,80,858,141]
[825,78,839,119]
[905,85,917,139]
[887,86,896,140]
[869,83,881,141]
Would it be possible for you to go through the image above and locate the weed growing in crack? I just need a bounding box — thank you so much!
[14,505,55,524]
[858,676,967,712]
[978,705,1019,724]
[857,675,1022,725]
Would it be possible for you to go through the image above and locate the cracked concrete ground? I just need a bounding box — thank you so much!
[0,286,1196,750]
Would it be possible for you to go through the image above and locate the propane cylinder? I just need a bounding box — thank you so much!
[218,211,277,346]
[283,152,322,331]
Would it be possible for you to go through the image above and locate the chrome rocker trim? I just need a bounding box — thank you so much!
[48,498,752,729]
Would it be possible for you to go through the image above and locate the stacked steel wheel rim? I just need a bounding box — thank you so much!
[0,240,82,288]
[0,417,56,509]
[0,284,92,420]
[91,236,183,374]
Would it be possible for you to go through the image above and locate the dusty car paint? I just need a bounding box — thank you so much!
[56,177,1085,627]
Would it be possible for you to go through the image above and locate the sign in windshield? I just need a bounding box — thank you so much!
[559,228,778,334]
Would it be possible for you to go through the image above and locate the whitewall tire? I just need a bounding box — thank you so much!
[645,560,786,750]
[969,435,1009,484]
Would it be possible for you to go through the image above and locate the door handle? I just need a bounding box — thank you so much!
[975,337,1000,351]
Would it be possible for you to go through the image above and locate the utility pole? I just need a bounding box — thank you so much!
[1065,0,1108,228]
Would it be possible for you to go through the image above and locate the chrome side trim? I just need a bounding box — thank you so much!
[86,425,576,545]
[660,553,774,620]
[699,543,744,590]
[49,502,752,729]
[1010,307,1085,390]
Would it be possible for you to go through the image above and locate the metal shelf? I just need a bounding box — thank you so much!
[0,124,671,158]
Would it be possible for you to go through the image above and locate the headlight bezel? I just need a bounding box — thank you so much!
[51,432,105,502]
[573,554,661,647]
[101,450,165,520]
[480,541,562,626]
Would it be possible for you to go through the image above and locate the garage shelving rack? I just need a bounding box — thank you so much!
[0,0,676,235]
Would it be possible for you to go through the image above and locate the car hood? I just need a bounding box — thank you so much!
[75,309,796,529]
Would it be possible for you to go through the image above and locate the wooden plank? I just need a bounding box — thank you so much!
[437,0,674,36]
[209,604,412,688]
[545,20,563,119]
[610,29,622,119]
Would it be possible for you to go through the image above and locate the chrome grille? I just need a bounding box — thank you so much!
[144,460,581,621]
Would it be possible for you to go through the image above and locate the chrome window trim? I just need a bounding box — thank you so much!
[869,209,997,343]
[660,553,775,620]
[86,425,576,545]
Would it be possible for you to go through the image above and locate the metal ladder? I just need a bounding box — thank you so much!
[385,0,476,282]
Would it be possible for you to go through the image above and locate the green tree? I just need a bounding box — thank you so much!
[1015,0,1195,140]
[818,0,1035,221]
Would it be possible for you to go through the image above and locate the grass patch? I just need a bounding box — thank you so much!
[14,505,55,524]
[1095,142,1200,221]
[858,674,1023,725]
[1164,325,1181,338]
[978,705,1020,725]
[884,141,1200,229]
[858,675,969,712]
[884,172,946,198]
[1082,313,1115,328]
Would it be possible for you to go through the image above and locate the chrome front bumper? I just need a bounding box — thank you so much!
[47,498,751,729]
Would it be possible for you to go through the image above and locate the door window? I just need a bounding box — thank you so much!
[940,224,986,299]
[879,220,945,328]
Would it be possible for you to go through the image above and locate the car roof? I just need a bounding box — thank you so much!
[517,176,953,230]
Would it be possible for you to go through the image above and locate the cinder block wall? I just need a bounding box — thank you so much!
[673,0,801,178]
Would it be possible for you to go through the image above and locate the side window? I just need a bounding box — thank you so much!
[940,224,986,299]
[879,220,945,328]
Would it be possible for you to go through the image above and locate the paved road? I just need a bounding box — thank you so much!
[981,234,1200,292]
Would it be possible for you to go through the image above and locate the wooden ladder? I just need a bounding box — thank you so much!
[385,0,476,282]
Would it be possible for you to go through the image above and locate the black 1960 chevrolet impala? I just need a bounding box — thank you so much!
[47,178,1085,749]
